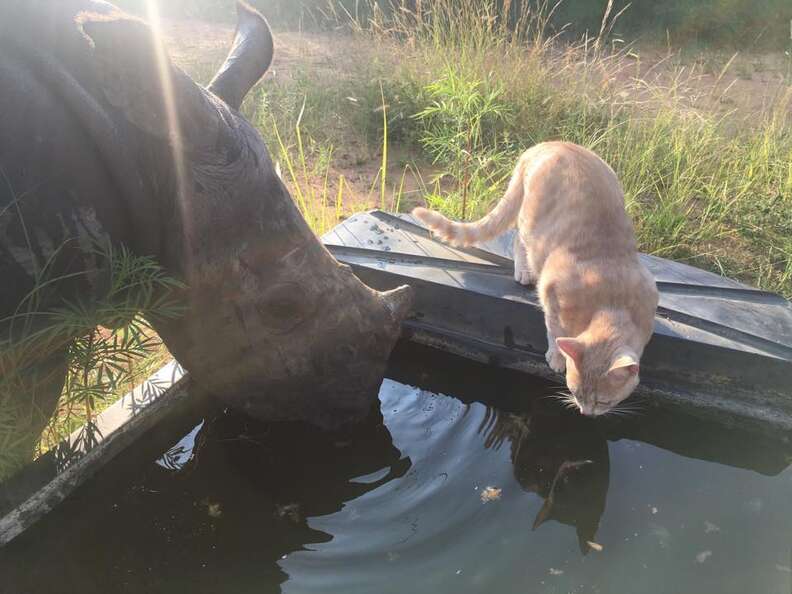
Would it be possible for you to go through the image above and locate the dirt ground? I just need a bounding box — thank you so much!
[162,20,424,218]
[608,45,791,122]
[164,19,791,116]
[163,21,348,82]
[161,20,792,221]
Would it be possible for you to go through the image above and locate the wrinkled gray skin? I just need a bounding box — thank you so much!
[0,0,412,438]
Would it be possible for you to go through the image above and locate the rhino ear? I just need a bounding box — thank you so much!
[209,1,274,110]
[78,11,221,148]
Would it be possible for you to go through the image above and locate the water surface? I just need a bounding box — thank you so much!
[2,345,791,594]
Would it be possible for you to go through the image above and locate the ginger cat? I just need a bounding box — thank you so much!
[413,142,658,416]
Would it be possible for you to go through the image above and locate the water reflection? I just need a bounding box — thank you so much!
[1,344,791,594]
[482,410,609,554]
[0,406,410,594]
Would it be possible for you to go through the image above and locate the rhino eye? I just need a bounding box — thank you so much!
[254,281,317,334]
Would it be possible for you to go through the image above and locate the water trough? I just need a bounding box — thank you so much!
[323,210,792,433]
[2,207,791,549]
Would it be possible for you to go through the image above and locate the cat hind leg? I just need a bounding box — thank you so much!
[513,233,534,285]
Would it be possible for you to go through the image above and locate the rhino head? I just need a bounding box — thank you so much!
[0,1,412,430]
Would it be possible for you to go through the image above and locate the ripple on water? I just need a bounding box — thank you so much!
[4,349,792,594]
[282,380,529,593]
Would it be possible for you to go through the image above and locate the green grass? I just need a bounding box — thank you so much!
[241,0,792,298]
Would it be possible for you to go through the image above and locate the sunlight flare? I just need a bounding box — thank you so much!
[144,0,192,254]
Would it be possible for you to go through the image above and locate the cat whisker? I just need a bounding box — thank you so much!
[614,401,647,412]
[604,404,644,418]
[550,395,577,407]
[543,389,582,412]
[546,391,574,402]
[614,407,644,415]
[621,396,649,408]
[543,392,566,400]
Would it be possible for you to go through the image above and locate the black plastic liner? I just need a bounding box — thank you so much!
[323,210,792,433]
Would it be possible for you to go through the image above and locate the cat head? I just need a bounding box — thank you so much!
[556,337,640,416]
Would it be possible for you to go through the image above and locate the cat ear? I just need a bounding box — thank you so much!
[608,352,639,378]
[555,337,583,367]
[532,497,553,530]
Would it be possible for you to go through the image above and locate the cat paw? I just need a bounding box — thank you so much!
[514,270,534,286]
[546,348,566,373]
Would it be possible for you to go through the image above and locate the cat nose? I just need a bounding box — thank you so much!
[578,403,596,417]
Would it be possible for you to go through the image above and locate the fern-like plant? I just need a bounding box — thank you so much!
[414,67,515,219]
[0,241,183,482]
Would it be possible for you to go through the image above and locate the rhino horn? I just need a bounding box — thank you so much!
[209,1,274,110]
[380,285,414,323]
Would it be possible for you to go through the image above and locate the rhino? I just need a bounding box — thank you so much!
[0,0,412,456]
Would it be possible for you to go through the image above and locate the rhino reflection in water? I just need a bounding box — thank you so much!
[0,0,411,467]
[0,406,411,592]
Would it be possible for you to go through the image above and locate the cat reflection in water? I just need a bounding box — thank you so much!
[481,408,609,554]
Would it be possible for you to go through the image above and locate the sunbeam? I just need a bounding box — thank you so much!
[144,0,192,260]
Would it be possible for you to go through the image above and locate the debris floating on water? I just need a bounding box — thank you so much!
[776,564,792,573]
[746,498,763,514]
[274,503,302,524]
[480,486,502,503]
[696,550,713,563]
[586,541,604,552]
[549,568,564,576]
[202,500,223,519]
[649,523,671,549]
[704,521,721,534]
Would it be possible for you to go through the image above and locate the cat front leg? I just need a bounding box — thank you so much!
[513,233,534,285]
[544,316,566,373]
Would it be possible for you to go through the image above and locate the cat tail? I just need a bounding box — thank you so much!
[412,161,525,247]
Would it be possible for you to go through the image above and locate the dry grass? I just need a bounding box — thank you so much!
[230,0,791,297]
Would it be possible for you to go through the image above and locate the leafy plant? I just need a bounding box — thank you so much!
[415,67,515,218]
[0,241,183,481]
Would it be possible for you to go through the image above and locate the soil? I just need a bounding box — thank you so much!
[161,19,791,221]
[162,20,431,220]
[163,18,791,117]
[608,45,791,123]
